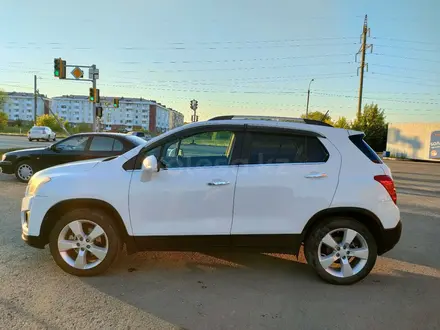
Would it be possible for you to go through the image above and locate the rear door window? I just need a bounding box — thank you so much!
[245,132,329,164]
[89,137,122,151]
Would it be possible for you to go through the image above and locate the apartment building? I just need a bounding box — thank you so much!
[2,92,47,122]
[50,95,183,132]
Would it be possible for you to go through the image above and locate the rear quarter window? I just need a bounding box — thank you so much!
[349,134,383,164]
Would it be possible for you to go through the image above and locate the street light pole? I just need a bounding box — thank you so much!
[305,78,314,119]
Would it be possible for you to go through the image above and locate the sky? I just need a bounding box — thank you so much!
[1,0,439,123]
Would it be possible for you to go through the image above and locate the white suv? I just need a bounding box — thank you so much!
[21,116,401,285]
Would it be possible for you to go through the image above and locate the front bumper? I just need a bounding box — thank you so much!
[0,160,13,174]
[22,232,46,249]
[378,220,402,255]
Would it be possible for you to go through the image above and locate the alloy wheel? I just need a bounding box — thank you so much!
[318,228,369,278]
[57,220,109,270]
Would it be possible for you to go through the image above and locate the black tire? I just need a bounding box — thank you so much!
[304,217,377,285]
[28,138,32,142]
[15,160,35,183]
[53,137,56,141]
[49,208,122,276]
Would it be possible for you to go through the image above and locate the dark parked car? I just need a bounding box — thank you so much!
[127,131,152,140]
[0,132,146,182]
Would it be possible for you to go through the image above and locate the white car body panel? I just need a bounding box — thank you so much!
[129,166,238,235]
[231,137,341,234]
[22,156,134,236]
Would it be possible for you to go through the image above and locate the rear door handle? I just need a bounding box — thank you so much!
[208,180,230,186]
[305,172,327,179]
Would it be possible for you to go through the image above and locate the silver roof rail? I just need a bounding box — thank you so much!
[208,115,333,127]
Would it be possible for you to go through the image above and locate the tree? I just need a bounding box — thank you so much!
[301,111,333,125]
[333,116,351,129]
[0,111,8,129]
[352,103,387,151]
[0,89,7,109]
[36,114,67,132]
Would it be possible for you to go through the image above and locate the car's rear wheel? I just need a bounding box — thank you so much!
[49,208,122,276]
[15,160,35,183]
[304,217,377,285]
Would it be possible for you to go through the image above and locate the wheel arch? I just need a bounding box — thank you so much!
[301,207,387,254]
[40,198,134,251]
[15,156,33,168]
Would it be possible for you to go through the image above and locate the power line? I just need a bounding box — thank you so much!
[372,37,440,46]
[312,91,440,105]
[148,53,353,64]
[374,44,439,53]
[370,72,440,84]
[2,36,359,47]
[2,42,358,52]
[367,75,440,88]
[372,53,440,64]
[372,64,440,75]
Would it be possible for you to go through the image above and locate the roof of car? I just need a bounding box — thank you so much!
[181,118,343,136]
[73,132,129,137]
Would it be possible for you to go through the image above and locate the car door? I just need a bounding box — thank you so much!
[85,136,125,160]
[128,127,243,246]
[43,135,91,168]
[230,128,341,247]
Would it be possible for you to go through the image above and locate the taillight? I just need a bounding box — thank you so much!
[374,175,397,204]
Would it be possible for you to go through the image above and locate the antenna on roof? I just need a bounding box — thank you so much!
[321,110,330,122]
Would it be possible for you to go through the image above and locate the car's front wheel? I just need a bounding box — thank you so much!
[49,208,122,276]
[15,160,35,183]
[304,217,377,285]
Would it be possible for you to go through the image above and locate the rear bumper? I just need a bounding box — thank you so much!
[378,220,402,255]
[0,160,13,174]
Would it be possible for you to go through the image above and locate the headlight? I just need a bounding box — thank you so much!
[1,154,6,161]
[26,177,51,196]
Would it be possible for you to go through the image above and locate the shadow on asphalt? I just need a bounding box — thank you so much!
[80,251,440,330]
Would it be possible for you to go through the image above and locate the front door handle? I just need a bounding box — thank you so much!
[305,172,327,179]
[208,180,230,186]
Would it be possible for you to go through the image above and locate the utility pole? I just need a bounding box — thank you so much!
[356,15,373,118]
[33,75,37,124]
[91,65,98,132]
[305,78,314,119]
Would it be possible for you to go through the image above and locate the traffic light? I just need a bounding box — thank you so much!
[113,98,119,108]
[89,88,100,103]
[54,58,61,77]
[190,99,198,110]
[60,60,66,79]
[89,88,95,102]
[96,106,103,118]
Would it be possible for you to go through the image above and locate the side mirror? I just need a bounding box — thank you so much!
[50,144,60,152]
[141,155,158,182]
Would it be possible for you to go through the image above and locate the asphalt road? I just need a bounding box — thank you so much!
[0,135,53,149]
[1,160,440,329]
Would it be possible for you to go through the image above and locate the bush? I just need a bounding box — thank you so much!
[0,111,8,129]
[36,114,68,133]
